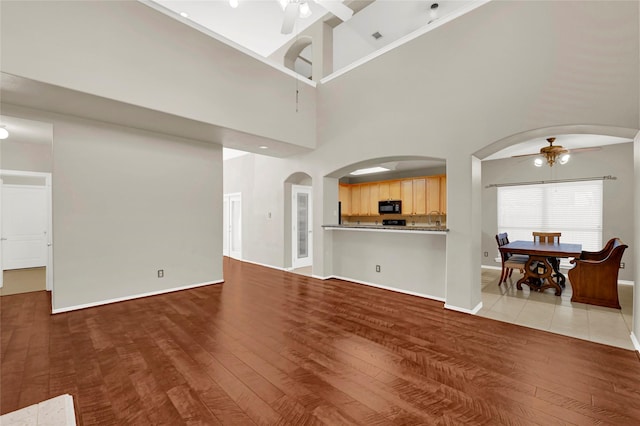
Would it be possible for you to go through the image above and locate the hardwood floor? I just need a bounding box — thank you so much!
[2,258,640,425]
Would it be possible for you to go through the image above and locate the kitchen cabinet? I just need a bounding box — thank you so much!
[426,176,440,213]
[379,182,389,201]
[389,181,401,200]
[339,174,445,217]
[360,184,371,215]
[351,185,361,215]
[401,180,413,215]
[339,184,351,216]
[439,175,447,214]
[369,183,379,215]
[401,178,427,215]
[412,178,427,215]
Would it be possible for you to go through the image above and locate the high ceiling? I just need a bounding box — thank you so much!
[147,0,474,65]
[1,2,634,166]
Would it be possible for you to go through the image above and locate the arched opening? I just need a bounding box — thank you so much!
[323,155,447,298]
[475,125,637,349]
[284,172,313,274]
[284,37,313,80]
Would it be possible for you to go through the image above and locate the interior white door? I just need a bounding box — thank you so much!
[223,193,242,259]
[2,185,48,270]
[292,185,312,269]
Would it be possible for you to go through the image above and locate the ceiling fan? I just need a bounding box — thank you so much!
[279,0,354,34]
[513,137,601,167]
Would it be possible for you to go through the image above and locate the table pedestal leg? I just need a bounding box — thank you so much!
[516,255,562,296]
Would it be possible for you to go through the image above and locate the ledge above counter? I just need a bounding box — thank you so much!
[322,224,448,234]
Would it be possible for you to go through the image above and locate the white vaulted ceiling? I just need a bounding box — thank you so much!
[146,0,476,66]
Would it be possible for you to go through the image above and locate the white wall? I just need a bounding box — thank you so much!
[2,104,223,311]
[481,142,635,281]
[227,1,639,312]
[0,0,316,150]
[332,230,446,299]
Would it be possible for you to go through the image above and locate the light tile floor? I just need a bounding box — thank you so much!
[0,394,76,425]
[479,268,635,350]
[291,266,313,277]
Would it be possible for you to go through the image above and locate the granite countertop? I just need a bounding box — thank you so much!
[322,224,449,233]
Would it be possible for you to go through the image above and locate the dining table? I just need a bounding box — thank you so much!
[499,240,582,296]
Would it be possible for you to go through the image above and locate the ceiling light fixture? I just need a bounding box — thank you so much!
[350,166,390,176]
[537,137,570,167]
[259,145,268,149]
[299,2,312,18]
[430,3,439,19]
[0,125,9,140]
[279,0,312,18]
[229,0,239,9]
[179,11,189,18]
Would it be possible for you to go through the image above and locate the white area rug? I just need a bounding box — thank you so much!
[0,394,76,426]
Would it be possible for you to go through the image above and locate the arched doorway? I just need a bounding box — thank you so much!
[475,125,637,349]
[283,37,313,80]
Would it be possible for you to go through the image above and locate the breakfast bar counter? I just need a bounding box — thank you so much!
[322,224,448,234]
[323,224,447,301]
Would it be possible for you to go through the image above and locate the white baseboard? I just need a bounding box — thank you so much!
[330,275,446,302]
[482,265,502,271]
[312,274,333,280]
[444,301,483,315]
[51,280,224,314]
[631,332,640,353]
[240,258,286,271]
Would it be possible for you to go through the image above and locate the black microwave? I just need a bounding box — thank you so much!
[379,200,401,214]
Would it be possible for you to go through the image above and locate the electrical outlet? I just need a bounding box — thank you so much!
[158,269,164,278]
[620,262,625,269]
[484,251,488,257]
[376,265,381,273]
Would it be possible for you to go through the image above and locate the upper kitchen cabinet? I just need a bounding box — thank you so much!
[339,184,351,216]
[439,175,447,214]
[426,176,440,213]
[401,179,414,215]
[390,181,401,200]
[369,183,380,215]
[360,184,371,215]
[339,174,445,217]
[350,184,362,215]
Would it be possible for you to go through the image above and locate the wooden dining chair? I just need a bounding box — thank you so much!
[532,232,564,286]
[533,232,561,243]
[496,233,528,285]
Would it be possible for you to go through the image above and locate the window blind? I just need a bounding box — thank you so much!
[497,180,602,252]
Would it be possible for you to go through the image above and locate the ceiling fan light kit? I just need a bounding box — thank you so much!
[0,125,9,140]
[536,137,570,167]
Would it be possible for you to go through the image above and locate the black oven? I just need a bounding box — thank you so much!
[378,200,401,214]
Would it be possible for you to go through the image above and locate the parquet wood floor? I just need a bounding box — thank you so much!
[2,258,640,425]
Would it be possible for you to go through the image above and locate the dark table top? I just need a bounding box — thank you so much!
[500,240,582,257]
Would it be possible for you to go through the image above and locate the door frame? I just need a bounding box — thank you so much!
[0,169,53,291]
[292,184,312,269]
[223,192,242,260]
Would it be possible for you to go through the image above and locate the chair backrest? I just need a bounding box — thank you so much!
[496,233,512,261]
[533,232,561,244]
[496,232,509,248]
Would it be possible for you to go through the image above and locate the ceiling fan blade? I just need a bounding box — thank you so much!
[511,152,540,158]
[511,146,602,159]
[281,3,299,34]
[568,146,601,154]
[314,0,353,22]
